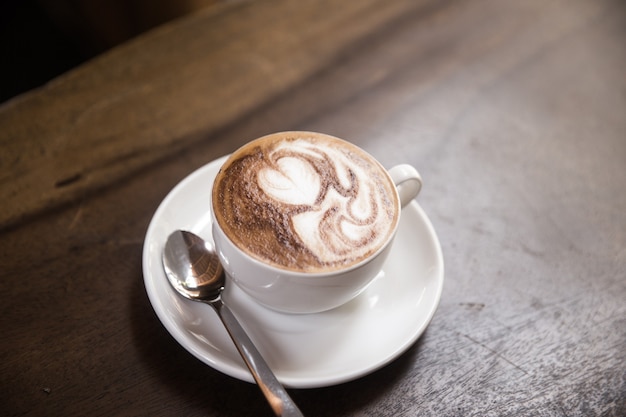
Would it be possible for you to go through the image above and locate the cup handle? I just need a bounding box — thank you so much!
[388,164,422,208]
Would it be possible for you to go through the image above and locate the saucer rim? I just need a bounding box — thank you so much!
[142,156,444,388]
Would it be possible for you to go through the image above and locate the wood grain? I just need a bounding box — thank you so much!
[1,0,625,415]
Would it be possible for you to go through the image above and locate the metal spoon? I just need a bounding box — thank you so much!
[162,230,304,417]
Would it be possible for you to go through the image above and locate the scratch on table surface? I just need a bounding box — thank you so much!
[459,302,486,311]
[460,332,531,376]
[68,203,83,230]
[69,85,154,128]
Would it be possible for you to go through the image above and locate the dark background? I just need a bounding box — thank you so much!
[1,0,215,103]
[1,0,85,103]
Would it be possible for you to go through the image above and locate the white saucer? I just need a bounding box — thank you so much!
[142,156,444,389]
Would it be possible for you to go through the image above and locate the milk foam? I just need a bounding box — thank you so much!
[212,132,399,272]
[258,155,320,205]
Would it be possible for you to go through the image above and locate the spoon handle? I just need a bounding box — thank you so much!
[211,299,305,417]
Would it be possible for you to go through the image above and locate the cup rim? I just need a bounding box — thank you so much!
[211,131,402,278]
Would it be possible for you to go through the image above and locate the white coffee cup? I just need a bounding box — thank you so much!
[211,132,421,313]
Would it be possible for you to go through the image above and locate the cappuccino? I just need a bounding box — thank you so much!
[212,132,400,273]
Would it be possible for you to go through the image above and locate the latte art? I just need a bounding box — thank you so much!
[212,132,399,272]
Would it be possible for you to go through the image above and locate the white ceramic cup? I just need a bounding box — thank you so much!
[211,132,422,313]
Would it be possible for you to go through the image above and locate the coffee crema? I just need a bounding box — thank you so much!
[212,132,400,273]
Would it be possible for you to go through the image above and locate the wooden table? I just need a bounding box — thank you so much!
[2,0,625,415]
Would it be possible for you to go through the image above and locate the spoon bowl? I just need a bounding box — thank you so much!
[163,230,223,300]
